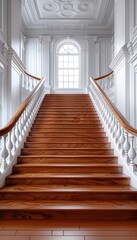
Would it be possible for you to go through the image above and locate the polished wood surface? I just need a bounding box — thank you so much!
[0,94,137,220]
[24,71,41,80]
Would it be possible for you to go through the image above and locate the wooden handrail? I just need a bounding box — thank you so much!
[90,76,137,136]
[0,77,44,136]
[93,71,114,81]
[24,71,41,81]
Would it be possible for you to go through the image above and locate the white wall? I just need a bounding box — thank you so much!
[25,38,42,78]
[0,0,25,126]
[7,0,21,57]
[24,35,112,93]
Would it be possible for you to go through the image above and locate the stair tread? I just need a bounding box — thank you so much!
[18,155,116,158]
[1,185,136,192]
[1,200,137,210]
[1,94,136,220]
[7,173,130,178]
[14,163,121,167]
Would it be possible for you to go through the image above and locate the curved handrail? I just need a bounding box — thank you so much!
[93,71,114,81]
[90,75,137,136]
[24,71,41,81]
[0,77,44,136]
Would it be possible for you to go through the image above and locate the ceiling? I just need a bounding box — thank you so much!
[21,0,114,36]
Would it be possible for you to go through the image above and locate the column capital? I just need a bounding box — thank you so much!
[39,36,51,43]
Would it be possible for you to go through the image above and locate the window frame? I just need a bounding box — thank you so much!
[55,40,82,90]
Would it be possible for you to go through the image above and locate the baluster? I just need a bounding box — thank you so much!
[123,131,130,162]
[15,122,20,148]
[128,136,136,166]
[11,126,17,155]
[6,132,13,164]
[119,127,125,156]
[108,112,113,129]
[110,115,115,133]
[19,117,23,141]
[0,135,8,173]
[115,122,121,148]
[112,118,118,139]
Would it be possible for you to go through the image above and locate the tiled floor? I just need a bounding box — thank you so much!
[0,220,137,240]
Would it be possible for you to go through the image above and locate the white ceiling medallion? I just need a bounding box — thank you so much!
[60,10,75,17]
[77,1,92,12]
[42,2,59,12]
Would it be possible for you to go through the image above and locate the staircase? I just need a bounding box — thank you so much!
[0,94,137,220]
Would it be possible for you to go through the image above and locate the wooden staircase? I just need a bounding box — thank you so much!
[1,94,137,220]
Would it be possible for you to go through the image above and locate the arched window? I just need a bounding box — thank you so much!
[57,41,81,89]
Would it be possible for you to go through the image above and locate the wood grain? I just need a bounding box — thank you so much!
[1,94,137,220]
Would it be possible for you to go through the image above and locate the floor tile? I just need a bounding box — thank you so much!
[0,237,29,240]
[52,231,63,235]
[0,231,16,235]
[64,230,137,236]
[30,236,84,240]
[16,230,52,236]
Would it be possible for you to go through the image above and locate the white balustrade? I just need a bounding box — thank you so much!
[88,76,137,178]
[22,73,38,92]
[98,73,114,93]
[0,78,45,182]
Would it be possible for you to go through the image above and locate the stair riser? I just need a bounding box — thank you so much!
[35,117,99,121]
[30,129,104,134]
[13,166,122,174]
[26,137,108,143]
[1,210,137,220]
[24,143,111,149]
[32,124,103,129]
[21,149,114,155]
[33,120,101,124]
[6,177,130,186]
[0,192,136,201]
[17,156,118,164]
[37,110,96,113]
[36,114,98,117]
[28,133,106,137]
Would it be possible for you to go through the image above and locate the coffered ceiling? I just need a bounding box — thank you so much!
[21,0,114,36]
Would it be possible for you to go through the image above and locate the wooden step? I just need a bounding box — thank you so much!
[21,148,113,155]
[35,116,99,120]
[32,124,103,129]
[13,163,122,174]
[33,120,101,124]
[24,142,111,148]
[6,173,130,186]
[1,200,137,220]
[1,93,137,221]
[26,136,109,143]
[30,128,105,133]
[17,155,118,164]
[0,185,136,201]
[28,132,106,138]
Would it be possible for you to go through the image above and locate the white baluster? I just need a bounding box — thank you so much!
[128,136,136,166]
[15,122,20,148]
[110,115,115,133]
[115,122,121,148]
[123,131,130,162]
[119,127,125,156]
[6,132,13,164]
[11,126,17,155]
[112,118,118,139]
[0,135,8,173]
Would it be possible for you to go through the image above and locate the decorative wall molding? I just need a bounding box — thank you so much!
[0,40,8,65]
[110,44,129,72]
[8,48,25,73]
[21,0,114,34]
